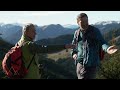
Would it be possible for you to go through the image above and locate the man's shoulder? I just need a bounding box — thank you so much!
[89,25,98,30]
[89,25,100,33]
[74,28,80,34]
[75,27,80,31]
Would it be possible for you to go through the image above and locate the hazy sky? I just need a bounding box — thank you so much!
[0,11,120,26]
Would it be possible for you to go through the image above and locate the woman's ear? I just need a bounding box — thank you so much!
[24,31,27,35]
[24,30,29,37]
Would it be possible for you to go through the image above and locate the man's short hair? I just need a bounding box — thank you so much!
[77,13,88,20]
[22,23,34,34]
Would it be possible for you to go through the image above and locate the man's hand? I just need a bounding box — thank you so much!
[107,45,118,54]
[73,54,78,60]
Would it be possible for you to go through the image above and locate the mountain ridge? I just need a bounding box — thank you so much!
[0,20,120,44]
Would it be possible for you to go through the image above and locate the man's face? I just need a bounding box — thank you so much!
[77,17,89,30]
[26,26,36,40]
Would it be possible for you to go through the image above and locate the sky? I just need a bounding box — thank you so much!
[0,11,120,26]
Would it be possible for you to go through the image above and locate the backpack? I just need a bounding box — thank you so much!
[99,47,105,61]
[2,43,35,79]
[74,26,105,61]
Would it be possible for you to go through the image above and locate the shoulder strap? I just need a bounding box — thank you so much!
[27,53,35,69]
[75,26,96,43]
[75,28,81,43]
[16,41,35,69]
[84,25,96,40]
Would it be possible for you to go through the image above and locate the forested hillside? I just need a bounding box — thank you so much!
[0,27,120,79]
[36,28,120,79]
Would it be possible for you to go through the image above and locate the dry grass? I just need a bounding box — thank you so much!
[47,49,72,61]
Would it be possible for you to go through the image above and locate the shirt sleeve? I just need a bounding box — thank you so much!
[28,42,66,54]
[71,30,78,56]
[95,28,110,52]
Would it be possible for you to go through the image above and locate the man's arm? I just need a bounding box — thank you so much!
[29,42,74,54]
[95,28,118,54]
[71,30,78,57]
[95,28,109,52]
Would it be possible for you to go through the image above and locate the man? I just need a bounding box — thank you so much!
[17,23,74,79]
[71,13,118,79]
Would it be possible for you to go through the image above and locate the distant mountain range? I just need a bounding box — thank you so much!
[0,21,120,44]
[93,21,120,34]
[37,28,120,47]
[63,24,79,29]
[0,24,76,44]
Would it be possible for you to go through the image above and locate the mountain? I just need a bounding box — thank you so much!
[1,22,120,79]
[0,24,22,44]
[103,28,120,41]
[40,24,75,39]
[37,26,120,48]
[0,38,12,60]
[94,21,120,25]
[36,34,73,45]
[103,28,120,47]
[115,36,120,42]
[93,21,120,34]
[63,24,79,29]
[0,24,76,44]
[1,21,120,44]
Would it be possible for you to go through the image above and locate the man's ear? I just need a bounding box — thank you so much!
[77,20,80,25]
[77,21,79,25]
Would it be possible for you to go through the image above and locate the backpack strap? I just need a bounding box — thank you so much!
[27,53,35,69]
[76,29,80,43]
[16,41,35,69]
[74,28,81,46]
